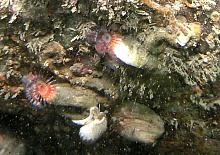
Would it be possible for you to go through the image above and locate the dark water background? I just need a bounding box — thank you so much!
[0,111,155,155]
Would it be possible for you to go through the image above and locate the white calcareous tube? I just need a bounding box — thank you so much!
[72,106,107,143]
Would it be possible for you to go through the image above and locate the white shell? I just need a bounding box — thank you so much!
[79,114,107,142]
[72,107,107,143]
[71,107,99,125]
[113,41,137,67]
[71,115,93,126]
[176,32,191,46]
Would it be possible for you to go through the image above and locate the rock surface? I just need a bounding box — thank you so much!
[0,129,26,155]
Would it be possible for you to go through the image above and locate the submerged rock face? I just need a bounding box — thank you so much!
[0,129,26,155]
[0,0,220,154]
[113,102,164,144]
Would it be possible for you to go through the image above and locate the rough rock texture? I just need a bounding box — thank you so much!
[0,128,26,155]
[0,0,220,154]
